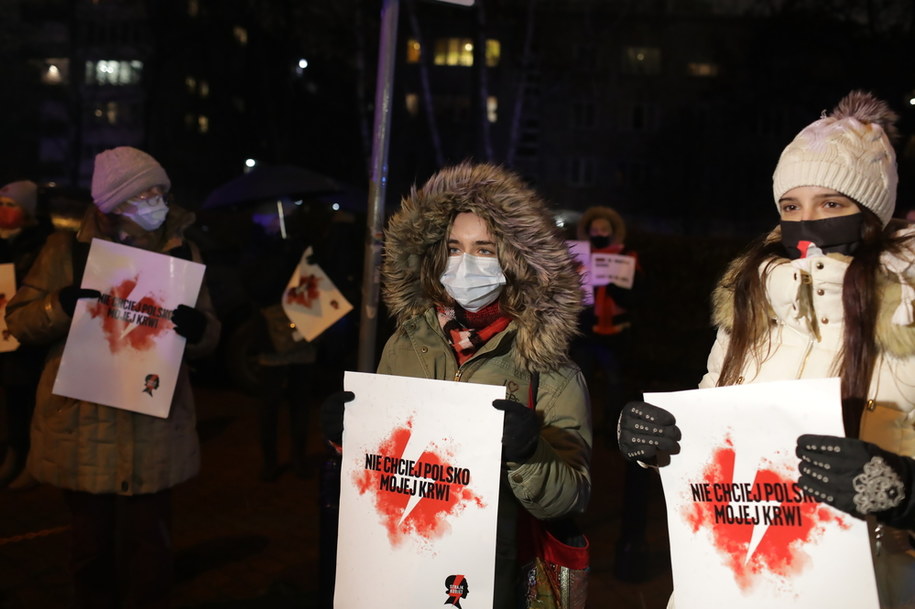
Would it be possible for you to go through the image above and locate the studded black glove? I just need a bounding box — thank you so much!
[797,434,915,529]
[492,399,540,463]
[320,391,354,446]
[172,304,207,344]
[617,401,681,462]
[58,286,101,317]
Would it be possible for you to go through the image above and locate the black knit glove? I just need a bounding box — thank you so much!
[617,401,681,462]
[58,287,101,317]
[321,391,354,446]
[492,399,540,463]
[172,304,207,344]
[797,434,915,528]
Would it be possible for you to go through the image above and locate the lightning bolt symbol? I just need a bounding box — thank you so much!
[730,450,780,564]
[397,421,435,526]
[117,281,145,343]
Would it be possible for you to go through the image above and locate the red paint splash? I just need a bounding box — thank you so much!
[285,274,321,308]
[352,420,485,547]
[682,439,848,591]
[87,276,172,353]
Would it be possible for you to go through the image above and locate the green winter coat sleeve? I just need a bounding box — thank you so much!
[505,366,592,520]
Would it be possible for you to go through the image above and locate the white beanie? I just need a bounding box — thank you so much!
[772,90,898,226]
[0,180,38,219]
[91,146,171,213]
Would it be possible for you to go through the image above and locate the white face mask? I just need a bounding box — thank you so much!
[440,253,507,312]
[116,195,169,231]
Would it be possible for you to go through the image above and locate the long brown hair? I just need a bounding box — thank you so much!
[717,207,913,437]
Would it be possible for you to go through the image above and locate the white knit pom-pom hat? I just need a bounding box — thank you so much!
[772,90,899,226]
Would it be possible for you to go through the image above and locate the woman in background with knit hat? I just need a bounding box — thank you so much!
[0,180,53,489]
[617,91,915,607]
[6,146,220,609]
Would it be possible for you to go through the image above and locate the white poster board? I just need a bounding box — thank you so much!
[565,240,636,291]
[280,246,352,342]
[648,378,879,609]
[0,263,20,352]
[53,239,205,418]
[590,252,636,289]
[335,371,505,609]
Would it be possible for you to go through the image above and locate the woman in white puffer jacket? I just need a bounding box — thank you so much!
[618,90,915,608]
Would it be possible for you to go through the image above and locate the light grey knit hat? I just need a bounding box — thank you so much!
[772,90,899,226]
[91,146,171,213]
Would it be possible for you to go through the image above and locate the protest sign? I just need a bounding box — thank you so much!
[0,263,20,352]
[565,240,636,290]
[648,377,878,609]
[335,371,505,609]
[590,252,636,289]
[280,246,352,342]
[53,238,205,418]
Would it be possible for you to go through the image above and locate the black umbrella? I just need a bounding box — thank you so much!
[202,165,342,210]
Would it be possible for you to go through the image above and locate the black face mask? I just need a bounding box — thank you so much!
[589,235,611,250]
[779,214,864,259]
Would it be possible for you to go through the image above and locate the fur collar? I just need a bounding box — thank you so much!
[382,163,582,373]
[712,227,915,358]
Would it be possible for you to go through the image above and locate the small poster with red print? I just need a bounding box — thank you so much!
[53,239,205,418]
[651,377,879,609]
[0,263,20,352]
[335,371,505,609]
[280,246,352,342]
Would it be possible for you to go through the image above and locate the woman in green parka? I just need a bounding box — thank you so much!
[322,162,592,608]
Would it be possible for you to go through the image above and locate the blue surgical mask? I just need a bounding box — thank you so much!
[440,253,507,312]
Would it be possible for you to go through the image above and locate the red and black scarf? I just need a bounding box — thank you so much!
[436,301,511,366]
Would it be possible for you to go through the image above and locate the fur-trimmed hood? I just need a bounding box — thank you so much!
[576,205,626,246]
[711,226,915,358]
[382,162,583,372]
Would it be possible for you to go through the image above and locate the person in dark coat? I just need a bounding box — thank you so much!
[0,180,53,489]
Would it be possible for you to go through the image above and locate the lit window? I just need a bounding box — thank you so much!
[234,26,248,45]
[621,46,661,75]
[188,0,199,16]
[431,38,500,67]
[485,40,500,67]
[405,93,419,116]
[86,60,143,86]
[199,81,209,98]
[42,58,69,85]
[198,115,209,133]
[487,96,498,123]
[91,101,120,125]
[406,38,421,64]
[687,62,718,77]
[434,38,470,66]
[185,76,196,93]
